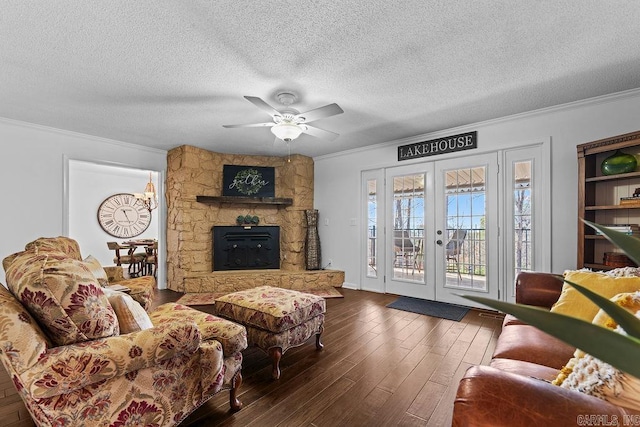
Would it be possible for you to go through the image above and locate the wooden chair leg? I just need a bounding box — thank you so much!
[128,263,137,278]
[229,371,243,412]
[268,347,282,380]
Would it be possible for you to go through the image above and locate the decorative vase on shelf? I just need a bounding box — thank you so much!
[305,209,321,270]
[601,150,638,175]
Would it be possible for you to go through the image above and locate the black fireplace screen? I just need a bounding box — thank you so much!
[212,226,280,271]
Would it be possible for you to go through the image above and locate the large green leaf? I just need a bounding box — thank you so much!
[585,220,640,265]
[563,279,640,339]
[462,294,640,378]
[462,220,640,377]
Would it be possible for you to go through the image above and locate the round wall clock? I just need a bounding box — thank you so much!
[97,193,151,238]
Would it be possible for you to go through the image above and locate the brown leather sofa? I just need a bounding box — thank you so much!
[453,272,640,426]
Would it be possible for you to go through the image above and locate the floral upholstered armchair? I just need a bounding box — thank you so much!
[1,236,156,311]
[0,237,248,427]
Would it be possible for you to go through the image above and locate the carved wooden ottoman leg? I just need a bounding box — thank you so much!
[316,324,324,350]
[315,333,324,350]
[269,347,283,380]
[229,371,243,411]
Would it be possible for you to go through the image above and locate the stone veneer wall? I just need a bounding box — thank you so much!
[166,145,315,292]
[181,269,345,293]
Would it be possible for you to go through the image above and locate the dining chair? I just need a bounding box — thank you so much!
[446,230,468,280]
[144,241,158,277]
[411,238,424,273]
[107,242,145,278]
[393,229,414,268]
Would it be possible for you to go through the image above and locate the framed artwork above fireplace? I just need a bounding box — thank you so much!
[223,165,275,197]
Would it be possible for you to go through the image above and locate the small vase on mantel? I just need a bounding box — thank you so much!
[305,209,321,270]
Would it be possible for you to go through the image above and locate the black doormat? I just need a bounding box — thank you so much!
[386,296,470,321]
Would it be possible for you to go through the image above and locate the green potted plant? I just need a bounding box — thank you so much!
[463,220,640,378]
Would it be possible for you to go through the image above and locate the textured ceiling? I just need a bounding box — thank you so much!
[2,1,640,158]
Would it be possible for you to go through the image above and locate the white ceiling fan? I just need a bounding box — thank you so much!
[223,92,344,142]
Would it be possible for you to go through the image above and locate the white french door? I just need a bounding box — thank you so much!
[384,163,434,299]
[434,153,499,306]
[361,144,549,306]
[377,153,498,307]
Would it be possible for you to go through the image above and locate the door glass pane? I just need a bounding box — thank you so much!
[367,179,378,278]
[445,167,487,290]
[514,160,533,275]
[392,174,424,281]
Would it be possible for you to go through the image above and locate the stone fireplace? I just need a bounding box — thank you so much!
[166,145,344,293]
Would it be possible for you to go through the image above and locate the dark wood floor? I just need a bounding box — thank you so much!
[161,288,504,427]
[0,288,503,427]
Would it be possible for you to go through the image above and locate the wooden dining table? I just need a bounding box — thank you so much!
[122,239,156,252]
[121,239,157,276]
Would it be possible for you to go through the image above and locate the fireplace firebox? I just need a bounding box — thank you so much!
[212,226,280,271]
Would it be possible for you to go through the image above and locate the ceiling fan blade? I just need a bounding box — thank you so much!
[301,124,339,141]
[244,96,282,117]
[296,103,344,123]
[222,122,274,128]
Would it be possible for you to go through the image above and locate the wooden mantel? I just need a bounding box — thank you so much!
[196,195,293,206]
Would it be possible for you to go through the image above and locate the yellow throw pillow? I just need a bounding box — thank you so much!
[550,271,640,321]
[592,292,640,329]
[102,288,153,334]
[553,292,640,411]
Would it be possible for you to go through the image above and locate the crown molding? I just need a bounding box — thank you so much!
[314,87,640,162]
[0,116,167,155]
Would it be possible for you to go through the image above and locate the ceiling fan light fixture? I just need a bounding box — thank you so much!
[271,122,303,141]
[223,94,342,142]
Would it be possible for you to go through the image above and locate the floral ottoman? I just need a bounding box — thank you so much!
[213,286,326,379]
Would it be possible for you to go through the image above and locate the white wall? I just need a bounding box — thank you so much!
[314,89,640,289]
[3,89,640,292]
[0,118,167,286]
[68,161,160,269]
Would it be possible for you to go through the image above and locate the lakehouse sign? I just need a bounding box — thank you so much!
[397,131,477,161]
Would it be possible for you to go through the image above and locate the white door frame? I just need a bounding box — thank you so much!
[502,143,552,302]
[361,169,386,293]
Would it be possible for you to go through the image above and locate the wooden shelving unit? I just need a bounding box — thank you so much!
[196,195,293,206]
[577,130,640,270]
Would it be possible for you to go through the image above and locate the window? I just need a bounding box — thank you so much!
[392,174,425,281]
[367,179,378,277]
[444,166,487,290]
[504,143,549,302]
[513,160,533,275]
